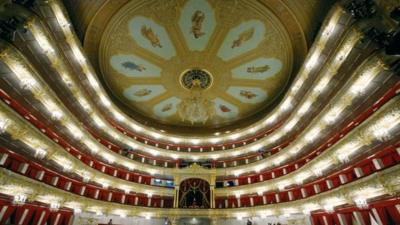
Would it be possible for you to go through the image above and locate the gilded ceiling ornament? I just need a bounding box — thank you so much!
[150,0,180,23]
[215,0,240,24]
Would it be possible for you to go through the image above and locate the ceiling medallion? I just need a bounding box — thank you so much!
[177,69,215,124]
[180,68,213,90]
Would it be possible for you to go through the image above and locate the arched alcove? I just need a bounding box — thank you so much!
[178,178,211,208]
[172,163,216,208]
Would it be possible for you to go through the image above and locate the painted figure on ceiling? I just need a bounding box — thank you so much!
[219,104,231,112]
[121,61,146,71]
[231,27,255,48]
[141,25,162,48]
[247,64,270,73]
[191,10,206,38]
[161,103,173,112]
[240,90,257,99]
[134,88,152,97]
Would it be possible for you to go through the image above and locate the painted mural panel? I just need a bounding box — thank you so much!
[213,98,238,119]
[179,0,216,51]
[153,97,182,117]
[217,20,266,61]
[123,85,166,102]
[231,57,282,80]
[227,86,267,104]
[128,16,177,59]
[110,54,162,78]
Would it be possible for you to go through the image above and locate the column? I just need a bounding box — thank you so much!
[173,185,180,208]
[210,185,215,208]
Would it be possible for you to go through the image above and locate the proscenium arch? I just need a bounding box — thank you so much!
[178,178,211,209]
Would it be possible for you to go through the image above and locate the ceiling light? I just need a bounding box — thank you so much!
[233,170,243,177]
[269,133,281,142]
[92,115,105,127]
[41,99,63,120]
[291,77,305,93]
[264,114,277,125]
[102,182,109,189]
[349,68,378,96]
[13,194,27,205]
[171,137,182,143]
[85,140,100,154]
[280,97,292,111]
[323,105,343,124]
[50,202,60,211]
[20,77,39,90]
[190,139,200,145]
[51,110,63,120]
[229,133,240,140]
[210,137,221,144]
[35,148,47,159]
[305,127,320,143]
[323,197,345,213]
[274,155,286,166]
[71,45,86,63]
[99,94,111,107]
[370,110,399,142]
[277,182,289,191]
[52,4,70,28]
[353,197,368,209]
[113,112,125,121]
[254,165,264,173]
[283,119,297,132]
[66,124,83,139]
[31,25,55,54]
[303,203,320,215]
[81,172,91,182]
[74,208,82,214]
[87,73,100,89]
[295,172,310,184]
[312,160,331,176]
[336,141,360,163]
[0,118,10,133]
[298,100,312,115]
[78,98,91,112]
[313,76,330,93]
[305,51,320,70]
[210,154,218,160]
[54,156,73,172]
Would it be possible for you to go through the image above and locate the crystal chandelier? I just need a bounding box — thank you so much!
[177,79,215,124]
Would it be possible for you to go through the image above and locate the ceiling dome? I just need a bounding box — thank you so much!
[72,0,328,134]
[98,0,292,129]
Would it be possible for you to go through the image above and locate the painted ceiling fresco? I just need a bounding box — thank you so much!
[99,0,293,127]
